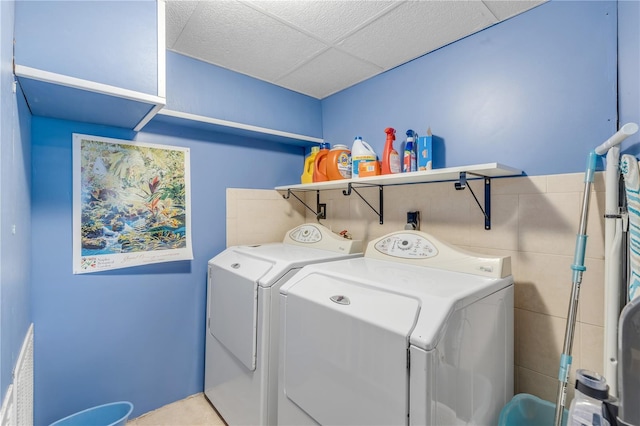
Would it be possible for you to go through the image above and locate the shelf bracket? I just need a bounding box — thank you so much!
[342,183,384,224]
[454,172,491,230]
[282,189,326,220]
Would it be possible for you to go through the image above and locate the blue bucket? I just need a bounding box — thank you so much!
[499,394,568,426]
[49,401,133,426]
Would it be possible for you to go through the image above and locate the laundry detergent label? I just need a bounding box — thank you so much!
[337,152,352,179]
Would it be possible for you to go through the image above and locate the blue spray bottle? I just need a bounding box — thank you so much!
[403,129,417,173]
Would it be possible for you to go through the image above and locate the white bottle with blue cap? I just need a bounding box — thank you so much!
[351,136,377,178]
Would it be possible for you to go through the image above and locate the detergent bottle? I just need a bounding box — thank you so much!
[403,129,417,173]
[382,127,401,175]
[351,136,377,178]
[313,143,330,182]
[327,144,351,180]
[300,146,320,184]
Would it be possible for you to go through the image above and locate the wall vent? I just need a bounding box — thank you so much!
[14,324,34,426]
[0,324,34,426]
[0,385,15,426]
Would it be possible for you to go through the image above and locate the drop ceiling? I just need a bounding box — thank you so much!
[166,0,545,99]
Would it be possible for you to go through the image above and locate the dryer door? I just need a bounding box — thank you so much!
[283,273,420,425]
[208,252,273,371]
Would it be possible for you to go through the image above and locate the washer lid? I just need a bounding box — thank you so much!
[209,242,360,288]
[283,273,419,425]
[281,257,513,351]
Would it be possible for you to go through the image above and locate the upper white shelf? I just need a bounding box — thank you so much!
[149,109,324,147]
[15,65,165,131]
[276,163,522,191]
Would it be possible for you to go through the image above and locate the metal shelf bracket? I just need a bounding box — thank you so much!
[455,172,491,230]
[342,183,384,224]
[282,189,326,220]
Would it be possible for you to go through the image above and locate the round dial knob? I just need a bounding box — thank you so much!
[398,239,413,250]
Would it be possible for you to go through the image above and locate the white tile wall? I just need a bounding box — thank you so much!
[225,188,305,246]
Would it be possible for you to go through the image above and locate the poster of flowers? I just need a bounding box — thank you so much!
[73,134,193,274]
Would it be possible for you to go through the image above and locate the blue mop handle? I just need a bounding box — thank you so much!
[570,151,598,280]
[571,235,588,284]
[555,125,638,426]
[554,150,598,426]
[584,149,598,183]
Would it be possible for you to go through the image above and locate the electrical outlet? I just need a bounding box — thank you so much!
[406,211,420,230]
[317,203,327,220]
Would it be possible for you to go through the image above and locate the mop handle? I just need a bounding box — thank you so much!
[554,123,638,426]
[554,152,597,426]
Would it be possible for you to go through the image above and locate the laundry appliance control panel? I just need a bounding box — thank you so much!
[374,233,438,259]
[283,223,363,254]
[365,230,511,278]
[288,224,322,243]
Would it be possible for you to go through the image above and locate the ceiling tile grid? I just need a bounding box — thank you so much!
[166,1,199,48]
[337,1,499,69]
[166,0,546,99]
[170,0,329,81]
[275,47,385,99]
[246,0,401,44]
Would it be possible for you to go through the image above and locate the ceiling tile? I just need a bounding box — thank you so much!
[482,0,545,21]
[276,48,384,98]
[166,0,548,99]
[338,1,498,70]
[165,1,199,49]
[246,0,399,43]
[171,1,329,82]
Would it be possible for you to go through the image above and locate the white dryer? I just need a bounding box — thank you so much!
[278,230,514,426]
[205,223,362,425]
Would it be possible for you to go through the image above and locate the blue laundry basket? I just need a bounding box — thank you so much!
[499,393,568,426]
[49,401,133,426]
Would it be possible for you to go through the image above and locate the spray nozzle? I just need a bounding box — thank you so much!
[384,127,396,140]
[406,129,415,139]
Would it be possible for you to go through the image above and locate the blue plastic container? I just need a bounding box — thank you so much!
[49,401,133,426]
[499,394,568,426]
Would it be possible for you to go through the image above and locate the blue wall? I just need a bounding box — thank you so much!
[30,118,302,424]
[0,0,32,405]
[14,1,159,96]
[322,1,622,176]
[618,0,640,149]
[166,51,323,139]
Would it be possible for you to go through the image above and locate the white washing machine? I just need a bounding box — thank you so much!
[277,230,514,426]
[205,223,363,425]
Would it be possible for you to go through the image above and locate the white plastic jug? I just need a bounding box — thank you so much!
[351,136,377,178]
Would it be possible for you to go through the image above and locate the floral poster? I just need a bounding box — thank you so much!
[73,134,192,274]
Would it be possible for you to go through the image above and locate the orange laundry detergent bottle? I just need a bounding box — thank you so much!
[327,144,352,180]
[301,146,320,184]
[382,127,401,174]
[313,143,330,182]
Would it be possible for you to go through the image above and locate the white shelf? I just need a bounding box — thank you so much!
[276,163,522,191]
[15,65,166,131]
[149,109,324,147]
